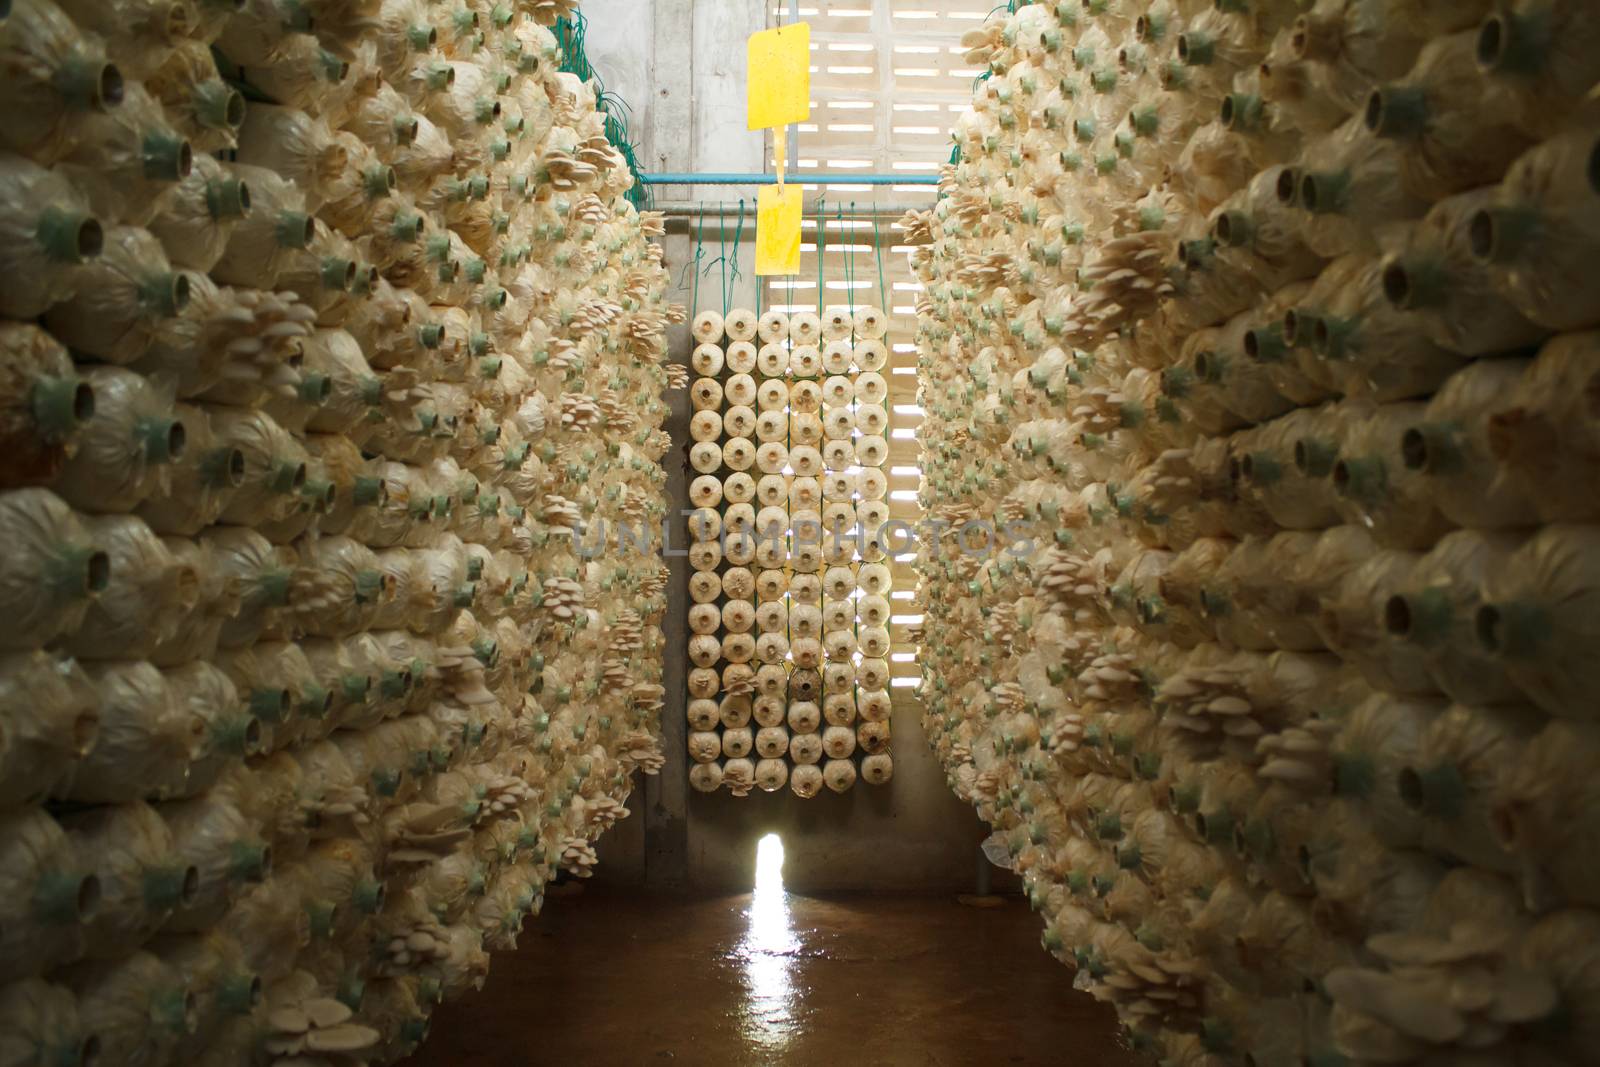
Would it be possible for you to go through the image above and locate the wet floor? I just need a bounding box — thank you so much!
[415,855,1135,1065]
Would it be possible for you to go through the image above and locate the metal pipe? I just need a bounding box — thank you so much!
[655,201,923,219]
[642,172,941,187]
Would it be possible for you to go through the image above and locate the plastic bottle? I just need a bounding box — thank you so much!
[1477,524,1600,719]
[1379,188,1545,356]
[0,154,103,318]
[43,226,192,365]
[1485,331,1600,522]
[210,164,317,290]
[1387,530,1525,705]
[1470,123,1600,332]
[0,322,94,491]
[1364,31,1537,201]
[145,38,245,154]
[54,83,192,226]
[1476,0,1600,138]
[0,0,123,161]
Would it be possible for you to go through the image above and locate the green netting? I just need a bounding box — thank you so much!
[555,13,650,210]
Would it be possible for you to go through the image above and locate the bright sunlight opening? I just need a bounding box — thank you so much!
[739,833,798,1054]
[754,832,786,894]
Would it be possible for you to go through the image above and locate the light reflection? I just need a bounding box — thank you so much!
[738,833,800,1054]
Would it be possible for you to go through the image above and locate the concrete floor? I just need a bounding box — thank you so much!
[414,870,1136,1065]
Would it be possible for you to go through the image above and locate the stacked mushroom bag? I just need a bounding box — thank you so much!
[687,305,894,799]
[0,0,679,1062]
[910,0,1600,1062]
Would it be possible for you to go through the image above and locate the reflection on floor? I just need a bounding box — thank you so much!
[415,844,1135,1065]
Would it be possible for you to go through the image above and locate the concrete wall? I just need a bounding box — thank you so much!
[584,0,765,188]
[584,2,993,895]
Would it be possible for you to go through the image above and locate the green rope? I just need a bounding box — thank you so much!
[729,200,745,309]
[719,203,729,314]
[838,203,853,314]
[814,196,827,316]
[871,212,889,316]
[690,203,705,315]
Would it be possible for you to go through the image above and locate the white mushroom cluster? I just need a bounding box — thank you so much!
[0,1,678,1062]
[688,305,895,797]
[913,0,1600,1062]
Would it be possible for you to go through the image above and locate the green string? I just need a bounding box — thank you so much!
[814,196,827,315]
[719,203,729,315]
[871,212,889,315]
[689,203,705,315]
[729,200,745,311]
[844,203,857,314]
[555,13,648,208]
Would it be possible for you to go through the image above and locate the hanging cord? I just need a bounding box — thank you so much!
[699,204,729,313]
[840,202,856,315]
[814,196,827,315]
[872,211,889,316]
[728,199,746,311]
[684,203,707,314]
[718,202,729,315]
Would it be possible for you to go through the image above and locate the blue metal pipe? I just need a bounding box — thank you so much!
[641,172,940,186]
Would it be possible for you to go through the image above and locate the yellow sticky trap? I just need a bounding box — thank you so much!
[747,23,811,130]
[756,185,803,276]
